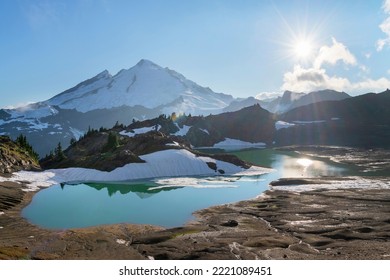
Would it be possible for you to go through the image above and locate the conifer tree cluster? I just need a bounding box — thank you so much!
[104,132,119,151]
[15,134,39,162]
[45,141,66,161]
[55,142,66,161]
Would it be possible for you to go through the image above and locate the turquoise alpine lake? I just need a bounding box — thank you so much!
[22,149,353,229]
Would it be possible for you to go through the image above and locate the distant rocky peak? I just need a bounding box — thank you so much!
[96,69,111,79]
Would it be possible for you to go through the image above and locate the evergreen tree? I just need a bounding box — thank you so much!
[104,132,119,150]
[15,134,39,162]
[70,137,76,146]
[55,142,65,161]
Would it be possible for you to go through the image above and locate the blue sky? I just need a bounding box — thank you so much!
[1,0,390,108]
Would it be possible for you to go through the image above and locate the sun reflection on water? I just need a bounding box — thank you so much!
[296,158,313,168]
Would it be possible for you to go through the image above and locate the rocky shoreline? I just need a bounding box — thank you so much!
[1,147,390,260]
[2,179,390,260]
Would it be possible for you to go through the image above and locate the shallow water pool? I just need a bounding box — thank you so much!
[22,149,350,229]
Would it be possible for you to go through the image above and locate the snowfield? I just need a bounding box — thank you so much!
[174,125,192,136]
[292,120,326,124]
[0,149,272,192]
[213,138,266,149]
[275,121,295,130]
[119,125,160,137]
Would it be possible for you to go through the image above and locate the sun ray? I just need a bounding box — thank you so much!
[265,3,331,65]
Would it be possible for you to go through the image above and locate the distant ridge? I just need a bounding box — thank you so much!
[276,90,390,147]
[257,89,351,113]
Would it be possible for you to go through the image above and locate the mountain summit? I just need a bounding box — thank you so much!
[47,59,233,114]
[0,60,233,156]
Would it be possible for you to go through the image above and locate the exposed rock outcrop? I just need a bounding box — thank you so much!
[0,136,40,174]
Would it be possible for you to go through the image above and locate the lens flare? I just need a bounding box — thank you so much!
[294,40,313,58]
[297,158,313,167]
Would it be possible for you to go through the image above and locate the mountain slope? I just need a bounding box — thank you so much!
[223,97,261,113]
[275,90,390,147]
[194,104,275,146]
[119,104,276,148]
[0,136,40,174]
[282,90,390,124]
[0,59,234,156]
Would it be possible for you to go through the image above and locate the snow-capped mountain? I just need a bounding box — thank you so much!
[0,59,233,156]
[47,59,233,114]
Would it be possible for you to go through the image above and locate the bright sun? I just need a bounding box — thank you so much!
[294,40,313,59]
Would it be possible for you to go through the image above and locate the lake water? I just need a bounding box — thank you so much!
[22,149,351,229]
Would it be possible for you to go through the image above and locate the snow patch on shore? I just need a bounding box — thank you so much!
[213,138,266,149]
[0,149,272,191]
[275,121,295,130]
[293,120,326,124]
[271,177,390,192]
[151,177,240,189]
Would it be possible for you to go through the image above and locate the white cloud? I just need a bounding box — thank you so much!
[384,0,390,13]
[3,102,35,110]
[313,38,357,69]
[281,35,390,94]
[255,92,282,100]
[282,65,350,92]
[377,0,390,51]
[290,2,390,94]
[351,77,390,92]
[282,64,390,94]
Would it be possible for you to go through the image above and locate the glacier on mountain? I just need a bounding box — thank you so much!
[45,59,233,115]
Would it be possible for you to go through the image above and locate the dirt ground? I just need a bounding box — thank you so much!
[1,147,390,260]
[1,181,390,260]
